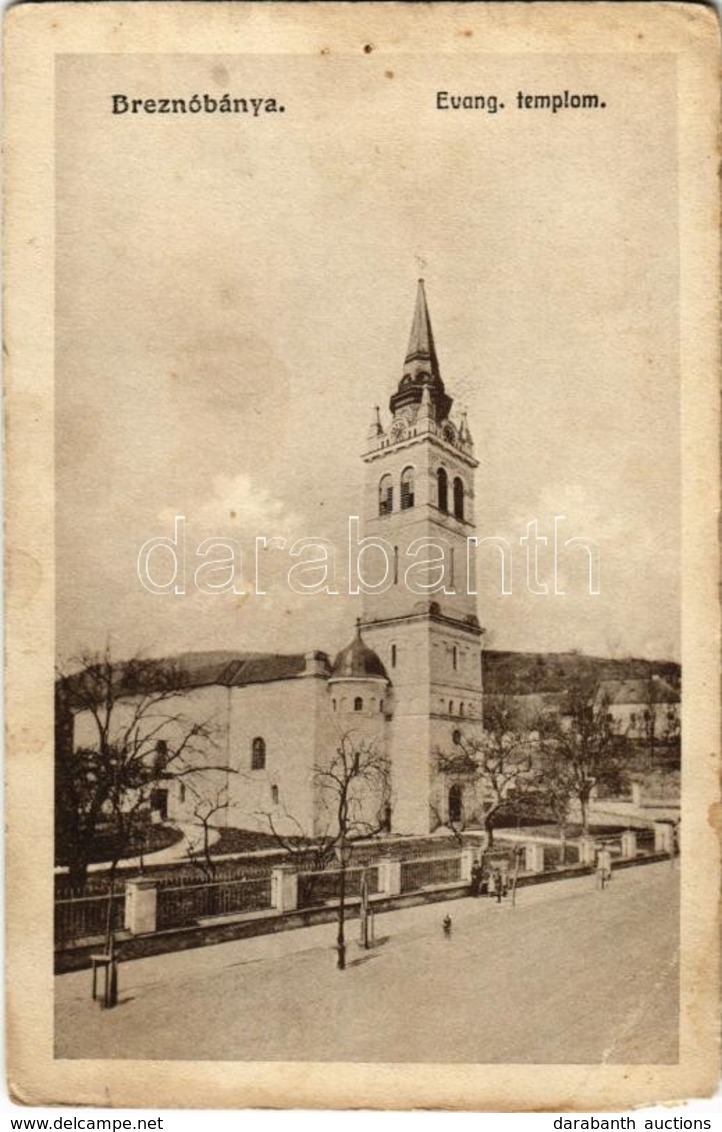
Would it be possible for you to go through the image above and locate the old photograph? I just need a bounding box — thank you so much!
[5,0,719,1111]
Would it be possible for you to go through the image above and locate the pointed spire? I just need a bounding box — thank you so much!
[368,405,382,435]
[405,279,440,379]
[390,280,452,423]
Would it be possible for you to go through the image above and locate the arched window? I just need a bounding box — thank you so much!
[449,700,454,716]
[459,703,465,717]
[251,736,266,770]
[391,643,397,668]
[452,645,458,670]
[400,467,415,510]
[354,696,363,712]
[448,784,463,826]
[332,698,337,712]
[271,784,279,805]
[437,467,448,512]
[394,546,399,585]
[379,474,393,516]
[453,476,464,521]
[179,782,186,804]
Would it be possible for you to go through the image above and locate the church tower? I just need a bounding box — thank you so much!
[360,281,484,833]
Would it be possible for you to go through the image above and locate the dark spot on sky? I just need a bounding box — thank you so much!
[364,43,374,54]
[230,510,237,519]
[320,46,330,55]
[385,70,394,79]
[462,29,473,37]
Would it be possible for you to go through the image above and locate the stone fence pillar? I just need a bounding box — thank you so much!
[124,879,157,936]
[525,843,545,873]
[578,837,596,866]
[377,858,401,897]
[654,822,674,854]
[621,830,637,859]
[631,781,643,807]
[271,865,298,913]
[460,847,475,882]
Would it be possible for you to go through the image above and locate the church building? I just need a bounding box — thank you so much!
[66,283,486,837]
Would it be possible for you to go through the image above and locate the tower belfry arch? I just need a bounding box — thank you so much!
[359,281,484,833]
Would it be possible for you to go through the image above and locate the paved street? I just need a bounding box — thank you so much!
[55,861,678,1063]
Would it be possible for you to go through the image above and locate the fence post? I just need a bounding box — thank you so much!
[654,821,674,854]
[524,843,545,873]
[271,865,298,913]
[621,830,637,859]
[125,879,157,935]
[460,847,475,883]
[578,837,596,866]
[377,858,401,896]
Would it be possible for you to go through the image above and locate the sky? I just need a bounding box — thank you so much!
[55,51,680,667]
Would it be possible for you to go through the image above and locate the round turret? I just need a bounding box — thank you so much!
[331,624,389,682]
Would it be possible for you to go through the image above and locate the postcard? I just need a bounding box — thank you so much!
[4,0,719,1110]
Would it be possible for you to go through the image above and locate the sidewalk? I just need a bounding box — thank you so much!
[55,861,679,1064]
[54,822,221,876]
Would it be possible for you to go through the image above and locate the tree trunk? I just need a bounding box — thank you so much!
[336,862,346,970]
[580,793,589,836]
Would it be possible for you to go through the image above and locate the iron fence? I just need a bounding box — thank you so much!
[155,875,272,929]
[54,891,125,950]
[297,866,379,909]
[400,854,462,893]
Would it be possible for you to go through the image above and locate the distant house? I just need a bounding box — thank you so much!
[593,676,680,742]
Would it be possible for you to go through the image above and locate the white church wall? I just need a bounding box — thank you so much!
[226,675,326,837]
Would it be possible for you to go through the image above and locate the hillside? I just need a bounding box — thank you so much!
[482,650,680,697]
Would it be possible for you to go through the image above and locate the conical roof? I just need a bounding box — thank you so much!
[390,280,452,423]
[331,623,389,681]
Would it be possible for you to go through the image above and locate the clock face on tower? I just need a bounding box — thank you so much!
[390,419,407,442]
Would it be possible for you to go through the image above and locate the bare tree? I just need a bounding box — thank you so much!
[537,680,629,835]
[258,732,391,970]
[185,783,233,883]
[534,744,577,864]
[437,697,535,847]
[55,647,231,896]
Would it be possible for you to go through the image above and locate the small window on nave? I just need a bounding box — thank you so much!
[332,699,337,712]
[354,697,364,712]
[251,736,266,770]
[391,643,397,668]
[271,784,279,805]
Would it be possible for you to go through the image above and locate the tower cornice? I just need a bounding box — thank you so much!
[363,429,479,469]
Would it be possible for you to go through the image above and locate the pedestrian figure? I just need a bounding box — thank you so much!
[442,913,452,939]
[498,859,510,897]
[494,868,504,903]
[596,844,612,890]
[470,862,482,897]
